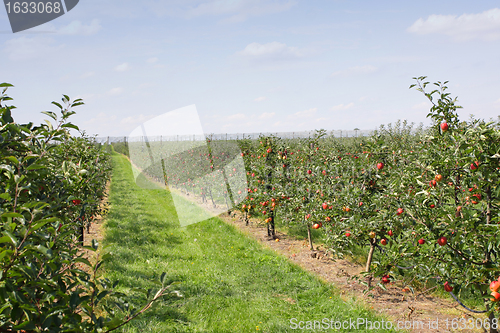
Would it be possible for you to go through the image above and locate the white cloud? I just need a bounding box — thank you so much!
[4,37,63,61]
[147,57,159,64]
[254,96,267,102]
[226,113,246,120]
[58,19,101,35]
[408,8,500,41]
[81,71,96,78]
[107,87,123,96]
[330,65,377,77]
[494,98,500,108]
[84,112,117,125]
[412,101,431,110]
[258,112,275,119]
[330,103,354,111]
[187,0,297,22]
[238,42,304,59]
[114,63,130,72]
[289,108,317,119]
[120,114,155,126]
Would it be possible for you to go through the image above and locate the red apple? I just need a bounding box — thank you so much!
[312,223,320,229]
[305,214,311,219]
[437,237,447,246]
[382,275,390,284]
[435,174,443,182]
[429,179,437,187]
[440,122,449,132]
[322,170,326,176]
[491,292,500,302]
[388,230,393,237]
[322,202,328,210]
[490,280,500,292]
[444,282,453,292]
[418,239,425,245]
[377,162,384,170]
[470,161,479,170]
[380,238,387,246]
[345,232,351,237]
[429,204,435,208]
[396,208,404,216]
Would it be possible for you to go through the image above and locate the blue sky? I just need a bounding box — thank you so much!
[1,0,499,137]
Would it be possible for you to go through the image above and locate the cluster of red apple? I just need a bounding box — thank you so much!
[490,279,500,302]
[312,222,323,229]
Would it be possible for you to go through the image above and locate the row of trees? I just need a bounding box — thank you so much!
[237,78,500,322]
[0,84,177,332]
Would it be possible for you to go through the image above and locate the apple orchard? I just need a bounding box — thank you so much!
[237,77,500,316]
[2,76,500,331]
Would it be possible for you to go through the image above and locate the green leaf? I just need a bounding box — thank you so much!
[41,111,58,120]
[61,123,79,131]
[70,291,80,309]
[1,212,23,218]
[26,163,47,171]
[34,245,53,258]
[96,290,110,302]
[0,193,11,200]
[1,107,14,123]
[82,246,97,252]
[50,102,63,110]
[30,218,58,232]
[74,257,92,267]
[0,83,14,87]
[44,119,54,131]
[5,156,19,164]
[0,236,13,244]
[2,231,17,247]
[13,321,36,330]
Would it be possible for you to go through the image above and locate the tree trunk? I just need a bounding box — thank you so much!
[365,238,376,288]
[307,224,314,250]
[267,210,275,237]
[79,225,84,246]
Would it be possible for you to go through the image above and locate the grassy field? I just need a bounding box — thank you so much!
[101,152,397,332]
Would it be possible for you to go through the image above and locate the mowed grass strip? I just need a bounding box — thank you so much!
[103,152,396,333]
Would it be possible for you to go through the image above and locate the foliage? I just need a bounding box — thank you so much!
[0,84,178,332]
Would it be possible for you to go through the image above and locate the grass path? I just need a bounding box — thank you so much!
[102,152,396,332]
